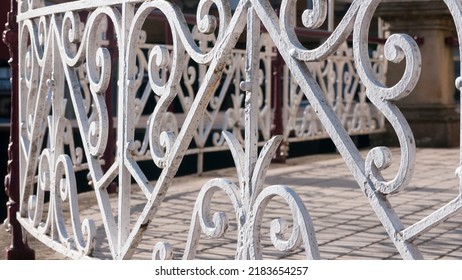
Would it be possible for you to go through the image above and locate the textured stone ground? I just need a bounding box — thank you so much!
[2,148,462,260]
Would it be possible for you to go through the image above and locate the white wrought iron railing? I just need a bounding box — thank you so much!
[129,26,387,173]
[8,0,462,260]
[282,41,386,143]
[129,30,276,174]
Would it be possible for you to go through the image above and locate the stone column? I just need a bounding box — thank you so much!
[376,0,459,147]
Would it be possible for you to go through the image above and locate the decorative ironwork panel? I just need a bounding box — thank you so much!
[12,0,462,260]
[129,29,387,173]
[283,41,386,143]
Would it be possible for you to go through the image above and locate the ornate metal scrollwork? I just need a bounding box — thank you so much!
[13,0,462,260]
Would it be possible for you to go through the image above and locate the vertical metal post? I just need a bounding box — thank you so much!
[378,17,384,38]
[328,0,335,32]
[271,51,286,163]
[270,4,287,163]
[3,0,35,260]
[103,23,117,194]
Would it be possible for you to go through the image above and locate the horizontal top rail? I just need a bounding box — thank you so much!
[18,0,150,21]
[18,0,389,45]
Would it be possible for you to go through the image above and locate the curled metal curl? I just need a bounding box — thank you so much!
[280,0,361,61]
[126,0,234,168]
[20,19,46,140]
[352,1,421,101]
[127,2,192,168]
[54,155,96,255]
[61,8,122,159]
[269,218,301,251]
[358,34,422,101]
[148,119,177,168]
[152,242,174,260]
[183,178,241,259]
[59,8,121,160]
[301,0,328,29]
[62,11,85,67]
[129,1,230,66]
[197,0,231,41]
[37,16,49,65]
[147,45,171,95]
[196,182,237,238]
[249,185,320,259]
[87,47,110,94]
[197,0,218,34]
[27,149,51,227]
[352,1,420,195]
[365,147,396,194]
[26,149,96,256]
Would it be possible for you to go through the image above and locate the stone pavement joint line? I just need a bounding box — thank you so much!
[2,148,462,260]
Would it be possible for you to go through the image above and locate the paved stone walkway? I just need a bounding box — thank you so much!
[2,148,462,260]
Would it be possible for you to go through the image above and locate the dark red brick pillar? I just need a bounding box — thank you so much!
[3,0,35,260]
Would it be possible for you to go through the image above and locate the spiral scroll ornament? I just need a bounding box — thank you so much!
[22,75,96,257]
[183,133,320,260]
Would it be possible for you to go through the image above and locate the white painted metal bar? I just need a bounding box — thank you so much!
[401,195,462,242]
[328,0,335,31]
